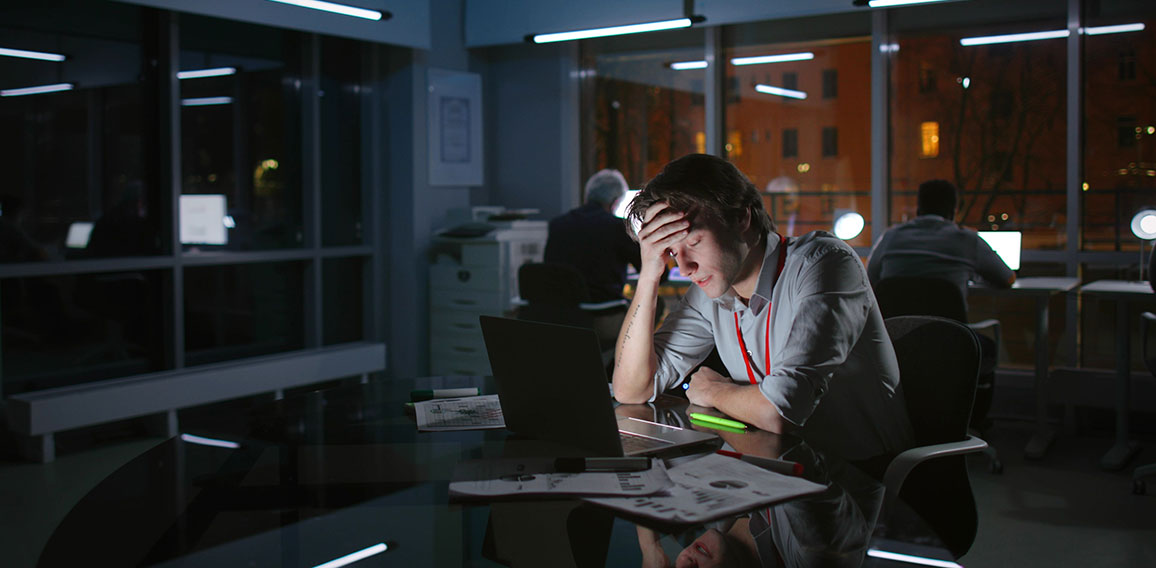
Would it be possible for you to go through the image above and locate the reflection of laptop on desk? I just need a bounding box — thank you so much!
[479,316,718,457]
[977,230,1021,271]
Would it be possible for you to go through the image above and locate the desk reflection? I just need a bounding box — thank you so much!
[38,379,935,568]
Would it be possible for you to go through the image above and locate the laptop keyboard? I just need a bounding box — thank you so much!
[619,432,674,453]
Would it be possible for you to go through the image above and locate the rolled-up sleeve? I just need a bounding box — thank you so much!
[760,244,872,427]
[650,292,716,401]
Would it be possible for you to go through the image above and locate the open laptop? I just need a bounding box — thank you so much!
[977,230,1021,271]
[479,316,718,457]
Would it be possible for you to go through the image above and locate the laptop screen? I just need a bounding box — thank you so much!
[977,231,1021,271]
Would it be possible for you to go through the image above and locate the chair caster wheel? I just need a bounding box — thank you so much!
[1133,480,1146,495]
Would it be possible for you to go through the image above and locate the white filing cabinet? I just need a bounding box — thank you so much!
[428,221,547,376]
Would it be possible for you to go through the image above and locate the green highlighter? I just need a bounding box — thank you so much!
[689,412,748,431]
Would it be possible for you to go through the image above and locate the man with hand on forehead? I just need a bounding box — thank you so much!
[613,154,912,462]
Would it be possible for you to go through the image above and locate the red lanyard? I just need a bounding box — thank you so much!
[733,234,787,385]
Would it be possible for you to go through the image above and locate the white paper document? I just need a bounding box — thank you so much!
[450,458,673,498]
[585,453,826,524]
[415,394,506,431]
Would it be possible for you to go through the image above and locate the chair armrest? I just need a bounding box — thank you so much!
[882,435,989,510]
[579,299,629,312]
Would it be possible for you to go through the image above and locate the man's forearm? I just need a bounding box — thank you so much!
[612,278,661,403]
[710,383,789,434]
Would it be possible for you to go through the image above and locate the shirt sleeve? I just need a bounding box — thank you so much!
[971,231,1014,287]
[650,290,716,401]
[759,242,873,427]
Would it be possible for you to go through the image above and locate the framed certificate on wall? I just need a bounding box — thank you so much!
[428,68,483,186]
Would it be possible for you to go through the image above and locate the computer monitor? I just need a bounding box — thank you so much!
[977,230,1021,271]
[65,222,94,249]
[179,194,228,245]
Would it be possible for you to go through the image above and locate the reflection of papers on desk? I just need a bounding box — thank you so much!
[415,394,505,431]
[585,453,825,524]
[450,458,673,498]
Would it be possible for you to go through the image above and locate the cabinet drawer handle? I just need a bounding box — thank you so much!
[452,323,475,329]
[452,346,477,353]
[452,299,477,306]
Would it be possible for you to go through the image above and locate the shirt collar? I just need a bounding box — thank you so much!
[714,233,782,315]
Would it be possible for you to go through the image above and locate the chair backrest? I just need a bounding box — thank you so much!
[885,315,981,558]
[874,277,968,323]
[1142,312,1156,378]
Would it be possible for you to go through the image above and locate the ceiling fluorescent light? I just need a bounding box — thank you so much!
[867,0,956,7]
[313,543,390,568]
[670,60,708,70]
[866,549,962,568]
[177,67,237,80]
[529,17,698,44]
[755,84,808,100]
[182,96,233,106]
[179,434,241,449]
[960,29,1069,46]
[0,46,66,62]
[0,83,74,97]
[265,0,388,21]
[732,52,814,66]
[1085,23,1145,35]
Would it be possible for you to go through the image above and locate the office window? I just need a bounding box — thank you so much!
[920,121,940,158]
[0,0,159,262]
[1118,49,1136,81]
[889,1,1067,250]
[822,69,838,99]
[724,12,872,245]
[782,129,799,158]
[180,15,303,252]
[781,72,798,91]
[1082,1,1155,252]
[323,257,365,345]
[579,27,706,187]
[321,36,365,246]
[822,127,838,157]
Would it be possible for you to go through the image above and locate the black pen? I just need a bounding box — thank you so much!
[553,457,651,473]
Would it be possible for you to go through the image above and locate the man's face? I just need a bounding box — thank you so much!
[668,212,745,299]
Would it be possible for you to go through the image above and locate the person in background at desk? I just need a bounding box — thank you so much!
[545,168,648,344]
[866,179,1015,299]
[613,153,913,464]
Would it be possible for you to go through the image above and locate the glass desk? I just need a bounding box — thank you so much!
[36,376,951,567]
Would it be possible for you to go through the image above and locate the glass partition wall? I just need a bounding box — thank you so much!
[0,0,381,396]
[580,0,1156,371]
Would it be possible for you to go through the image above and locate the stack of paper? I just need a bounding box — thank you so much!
[450,458,673,498]
[415,394,506,431]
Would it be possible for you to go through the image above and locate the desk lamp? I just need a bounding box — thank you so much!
[1131,208,1156,281]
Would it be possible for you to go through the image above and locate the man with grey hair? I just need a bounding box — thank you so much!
[545,169,641,304]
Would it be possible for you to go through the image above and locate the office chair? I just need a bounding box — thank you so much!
[1134,311,1156,495]
[874,276,1003,473]
[879,315,990,559]
[516,263,626,371]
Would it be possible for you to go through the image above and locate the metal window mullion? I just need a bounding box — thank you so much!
[362,42,382,343]
[870,8,890,246]
[158,10,185,370]
[704,26,723,157]
[1064,0,1084,366]
[302,33,323,349]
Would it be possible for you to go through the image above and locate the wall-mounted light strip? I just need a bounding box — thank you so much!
[181,96,233,107]
[866,549,962,568]
[1085,23,1146,35]
[755,84,807,100]
[732,52,814,66]
[0,83,74,97]
[961,23,1144,46]
[529,17,696,44]
[179,434,241,449]
[177,67,237,80]
[265,0,388,21]
[312,543,390,568]
[0,46,66,62]
[670,60,708,70]
[868,0,957,7]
